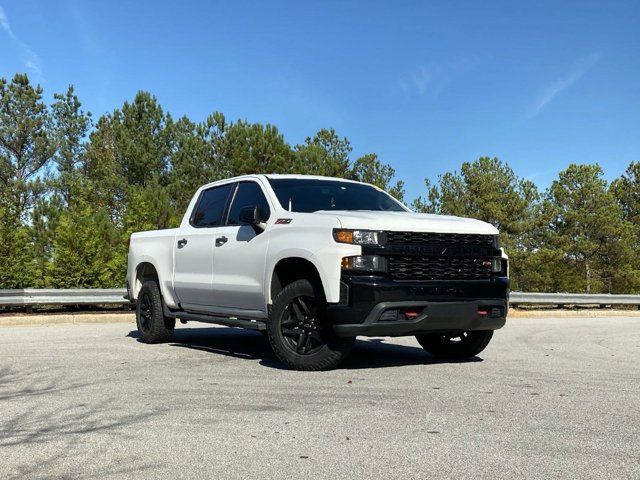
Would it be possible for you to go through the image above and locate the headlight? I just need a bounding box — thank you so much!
[333,229,384,245]
[341,255,387,272]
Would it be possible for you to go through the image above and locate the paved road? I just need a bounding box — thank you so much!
[1,317,638,479]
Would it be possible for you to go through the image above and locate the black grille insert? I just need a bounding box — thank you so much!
[388,256,491,281]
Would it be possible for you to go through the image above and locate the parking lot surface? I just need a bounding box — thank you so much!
[1,316,638,479]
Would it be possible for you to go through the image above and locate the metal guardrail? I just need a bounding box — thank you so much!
[0,288,128,307]
[509,292,640,306]
[1,289,640,308]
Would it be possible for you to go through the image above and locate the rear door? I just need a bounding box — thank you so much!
[173,183,233,309]
[210,180,272,313]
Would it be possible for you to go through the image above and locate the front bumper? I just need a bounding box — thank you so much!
[327,275,509,337]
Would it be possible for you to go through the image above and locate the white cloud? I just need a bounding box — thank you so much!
[532,53,600,115]
[397,65,433,96]
[396,56,483,97]
[0,5,14,37]
[411,66,431,95]
[0,4,42,76]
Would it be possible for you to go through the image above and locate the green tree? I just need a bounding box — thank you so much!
[611,161,640,240]
[168,113,228,215]
[0,200,38,288]
[0,74,56,288]
[86,92,176,235]
[351,153,405,201]
[543,164,637,293]
[82,116,126,223]
[222,121,295,175]
[295,128,352,177]
[112,91,171,188]
[25,85,94,286]
[48,200,123,288]
[51,85,91,204]
[0,74,54,215]
[29,195,63,287]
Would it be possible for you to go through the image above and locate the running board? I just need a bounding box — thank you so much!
[164,308,267,331]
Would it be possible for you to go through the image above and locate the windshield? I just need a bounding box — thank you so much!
[268,178,407,213]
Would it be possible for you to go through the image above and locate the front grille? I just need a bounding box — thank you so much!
[388,256,491,281]
[385,231,496,247]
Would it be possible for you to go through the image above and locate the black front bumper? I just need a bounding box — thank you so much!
[327,275,509,337]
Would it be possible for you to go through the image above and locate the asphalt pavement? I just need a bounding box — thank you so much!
[1,316,638,479]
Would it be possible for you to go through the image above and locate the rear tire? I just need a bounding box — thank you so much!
[416,330,493,359]
[267,279,354,371]
[136,281,175,343]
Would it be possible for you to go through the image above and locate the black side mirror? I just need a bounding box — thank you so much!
[239,205,264,227]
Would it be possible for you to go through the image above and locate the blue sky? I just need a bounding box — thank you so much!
[1,0,639,201]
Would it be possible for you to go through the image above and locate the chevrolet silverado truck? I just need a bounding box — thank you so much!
[127,174,509,370]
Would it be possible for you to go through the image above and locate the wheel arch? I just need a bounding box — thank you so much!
[269,257,326,305]
[133,261,161,300]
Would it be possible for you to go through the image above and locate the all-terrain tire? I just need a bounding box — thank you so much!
[267,279,354,371]
[416,330,494,359]
[136,281,175,343]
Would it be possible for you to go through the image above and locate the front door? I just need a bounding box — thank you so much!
[210,180,272,313]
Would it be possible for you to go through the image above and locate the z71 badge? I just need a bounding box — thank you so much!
[275,218,293,224]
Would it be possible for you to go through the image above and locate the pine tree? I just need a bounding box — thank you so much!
[351,153,405,201]
[221,121,295,175]
[295,128,352,177]
[48,200,123,288]
[543,164,636,293]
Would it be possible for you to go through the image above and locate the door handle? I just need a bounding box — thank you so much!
[215,236,228,246]
[177,238,188,248]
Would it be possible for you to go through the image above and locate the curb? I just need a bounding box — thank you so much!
[1,309,639,328]
[508,309,640,318]
[0,312,135,327]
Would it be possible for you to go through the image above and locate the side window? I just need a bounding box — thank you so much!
[227,181,271,225]
[191,184,233,227]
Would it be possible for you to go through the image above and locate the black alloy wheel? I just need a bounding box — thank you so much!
[138,292,153,332]
[267,279,354,371]
[280,295,325,355]
[135,280,175,343]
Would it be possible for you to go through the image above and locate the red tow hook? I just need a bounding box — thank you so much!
[477,309,489,317]
[404,310,420,320]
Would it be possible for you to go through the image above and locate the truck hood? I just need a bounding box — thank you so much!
[314,210,498,235]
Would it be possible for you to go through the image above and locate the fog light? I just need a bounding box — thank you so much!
[491,258,502,273]
[484,258,503,273]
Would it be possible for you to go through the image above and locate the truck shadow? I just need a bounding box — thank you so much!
[132,327,483,370]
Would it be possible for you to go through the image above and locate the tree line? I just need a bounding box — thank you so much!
[1,73,639,293]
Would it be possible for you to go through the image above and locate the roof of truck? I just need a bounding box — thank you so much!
[196,174,376,194]
[263,174,361,183]
[201,173,364,188]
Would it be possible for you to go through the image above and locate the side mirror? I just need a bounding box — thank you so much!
[239,205,265,229]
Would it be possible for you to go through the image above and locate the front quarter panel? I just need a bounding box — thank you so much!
[265,213,359,304]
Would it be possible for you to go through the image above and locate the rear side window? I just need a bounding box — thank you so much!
[191,184,233,227]
[227,182,271,225]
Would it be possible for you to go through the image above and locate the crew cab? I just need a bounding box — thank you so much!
[127,174,509,370]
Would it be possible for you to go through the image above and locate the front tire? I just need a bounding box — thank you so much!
[416,330,493,359]
[267,279,354,371]
[136,281,175,343]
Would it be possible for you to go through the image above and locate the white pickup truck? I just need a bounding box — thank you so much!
[127,174,509,370]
